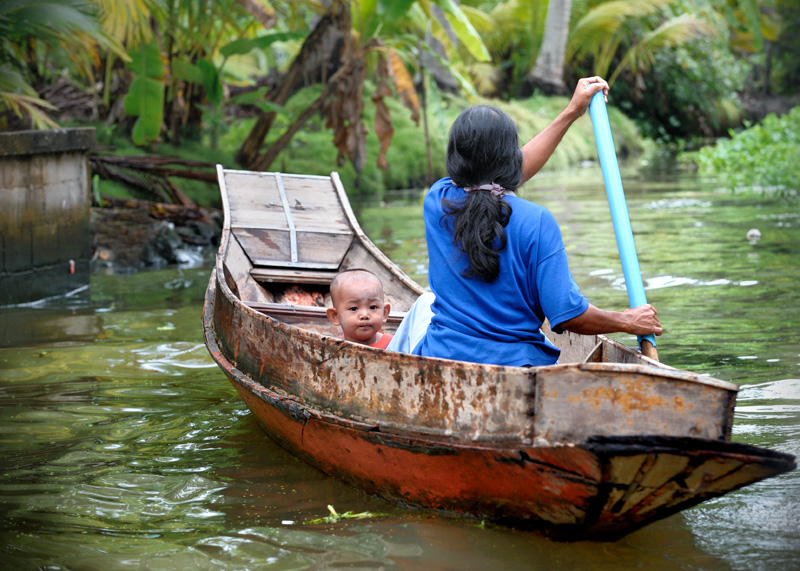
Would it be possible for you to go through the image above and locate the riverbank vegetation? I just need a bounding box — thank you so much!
[2,0,799,207]
[92,83,643,206]
[682,106,800,199]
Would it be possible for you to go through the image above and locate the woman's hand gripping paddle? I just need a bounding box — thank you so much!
[589,92,659,361]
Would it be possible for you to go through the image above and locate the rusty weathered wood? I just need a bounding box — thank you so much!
[202,167,796,541]
[531,364,737,443]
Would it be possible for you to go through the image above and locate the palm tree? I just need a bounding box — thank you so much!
[0,0,125,129]
[521,0,572,96]
[605,12,716,85]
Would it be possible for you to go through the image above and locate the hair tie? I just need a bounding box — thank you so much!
[463,182,506,197]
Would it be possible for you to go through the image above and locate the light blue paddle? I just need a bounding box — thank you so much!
[589,91,658,360]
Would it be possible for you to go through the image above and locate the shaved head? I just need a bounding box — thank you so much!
[329,269,383,305]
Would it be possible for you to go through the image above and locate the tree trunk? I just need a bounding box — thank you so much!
[254,97,325,172]
[418,38,433,185]
[236,0,350,168]
[520,0,572,97]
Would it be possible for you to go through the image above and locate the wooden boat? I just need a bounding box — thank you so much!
[202,167,796,541]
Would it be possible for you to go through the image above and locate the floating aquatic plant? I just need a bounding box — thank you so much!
[306,504,385,524]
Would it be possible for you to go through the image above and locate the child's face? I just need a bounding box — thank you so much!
[326,276,389,346]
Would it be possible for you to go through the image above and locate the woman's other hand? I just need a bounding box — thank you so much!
[560,303,662,337]
[622,304,662,336]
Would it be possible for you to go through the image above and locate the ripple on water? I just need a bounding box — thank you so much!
[643,275,759,289]
[737,378,800,401]
[132,342,220,374]
[732,378,800,455]
[644,198,713,209]
[685,475,800,571]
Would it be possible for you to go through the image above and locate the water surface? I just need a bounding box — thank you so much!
[1,170,797,570]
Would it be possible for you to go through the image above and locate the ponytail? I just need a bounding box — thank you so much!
[443,192,511,282]
[442,105,522,282]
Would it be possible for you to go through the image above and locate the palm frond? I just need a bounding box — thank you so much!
[0,64,59,129]
[1,1,98,42]
[468,61,503,97]
[460,5,496,34]
[92,0,157,47]
[567,0,672,61]
[0,0,127,60]
[608,13,716,84]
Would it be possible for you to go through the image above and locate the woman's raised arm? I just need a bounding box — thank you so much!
[519,77,609,185]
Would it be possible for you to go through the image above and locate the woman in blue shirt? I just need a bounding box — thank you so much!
[387,77,661,366]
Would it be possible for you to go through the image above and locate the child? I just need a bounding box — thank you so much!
[326,269,393,349]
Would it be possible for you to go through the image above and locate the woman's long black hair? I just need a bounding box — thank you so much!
[443,106,523,282]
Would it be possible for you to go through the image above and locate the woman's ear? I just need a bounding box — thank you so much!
[326,307,340,326]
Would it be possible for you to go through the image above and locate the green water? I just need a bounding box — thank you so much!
[1,170,798,570]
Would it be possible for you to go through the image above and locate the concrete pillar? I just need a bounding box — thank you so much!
[0,128,95,306]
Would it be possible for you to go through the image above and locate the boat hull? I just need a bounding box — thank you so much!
[203,273,795,541]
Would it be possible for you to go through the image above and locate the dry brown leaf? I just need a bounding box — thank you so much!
[323,48,367,173]
[387,49,420,126]
[371,53,395,170]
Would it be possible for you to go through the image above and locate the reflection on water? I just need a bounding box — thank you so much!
[1,172,798,569]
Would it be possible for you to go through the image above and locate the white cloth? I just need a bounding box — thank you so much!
[386,291,435,353]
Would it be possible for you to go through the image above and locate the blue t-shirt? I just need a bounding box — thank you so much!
[412,177,588,367]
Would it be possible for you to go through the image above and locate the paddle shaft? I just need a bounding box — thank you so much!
[588,92,658,361]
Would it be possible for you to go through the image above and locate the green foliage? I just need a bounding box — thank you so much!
[613,35,746,141]
[229,88,290,116]
[219,31,304,59]
[92,121,235,208]
[466,0,548,96]
[685,107,800,199]
[171,58,205,85]
[772,0,800,96]
[124,42,166,145]
[353,0,416,38]
[217,82,643,201]
[432,0,491,62]
[196,59,223,106]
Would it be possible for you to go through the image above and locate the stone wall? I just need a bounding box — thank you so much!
[0,128,95,306]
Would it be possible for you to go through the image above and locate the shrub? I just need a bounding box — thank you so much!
[684,106,800,198]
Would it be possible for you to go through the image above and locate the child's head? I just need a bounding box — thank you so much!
[446,105,523,192]
[326,269,390,345]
